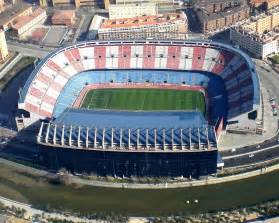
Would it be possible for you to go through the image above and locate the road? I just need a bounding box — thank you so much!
[7,41,54,59]
[222,129,279,168]
[254,59,279,104]
[221,60,279,168]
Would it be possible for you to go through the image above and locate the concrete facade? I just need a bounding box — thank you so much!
[51,10,76,26]
[11,8,47,39]
[230,7,279,58]
[98,12,188,40]
[108,3,157,19]
[195,0,250,34]
[249,0,279,9]
[0,29,8,61]
[0,4,32,31]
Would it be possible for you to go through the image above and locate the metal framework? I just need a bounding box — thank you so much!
[37,122,217,151]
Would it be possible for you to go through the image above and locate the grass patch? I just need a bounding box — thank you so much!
[269,54,279,64]
[0,56,36,91]
[81,88,205,113]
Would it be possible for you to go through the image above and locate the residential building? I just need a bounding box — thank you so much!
[104,0,110,9]
[87,15,107,40]
[115,0,169,4]
[0,29,8,61]
[52,0,74,7]
[230,6,279,58]
[51,0,104,8]
[0,3,32,31]
[108,3,157,19]
[0,0,5,12]
[74,0,104,8]
[39,0,48,7]
[194,0,250,34]
[248,0,279,10]
[11,8,47,39]
[98,12,188,40]
[51,10,76,26]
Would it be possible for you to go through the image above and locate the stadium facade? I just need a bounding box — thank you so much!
[16,40,261,178]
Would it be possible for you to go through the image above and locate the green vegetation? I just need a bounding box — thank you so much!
[81,88,205,113]
[151,200,279,223]
[269,54,279,64]
[0,56,35,91]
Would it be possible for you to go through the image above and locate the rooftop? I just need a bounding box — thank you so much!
[100,12,186,29]
[195,0,246,9]
[249,0,278,4]
[109,2,156,8]
[52,10,76,21]
[233,26,279,43]
[0,3,31,27]
[89,15,107,31]
[54,109,209,129]
[232,6,279,43]
[12,8,45,30]
[195,4,249,22]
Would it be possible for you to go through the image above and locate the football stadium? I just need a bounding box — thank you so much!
[16,40,261,178]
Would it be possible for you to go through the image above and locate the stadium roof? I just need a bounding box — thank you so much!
[53,109,209,129]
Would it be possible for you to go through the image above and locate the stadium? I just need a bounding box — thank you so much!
[16,40,261,178]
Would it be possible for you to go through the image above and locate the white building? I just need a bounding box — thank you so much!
[0,29,8,61]
[230,6,279,58]
[87,15,107,40]
[230,28,279,58]
[98,12,188,41]
[108,3,157,19]
[11,8,47,38]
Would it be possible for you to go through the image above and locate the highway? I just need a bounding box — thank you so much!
[224,145,279,167]
[222,131,279,168]
[221,60,279,168]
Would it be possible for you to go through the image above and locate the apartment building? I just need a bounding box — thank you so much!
[108,3,157,19]
[51,10,76,26]
[11,8,47,39]
[115,0,170,4]
[98,12,188,40]
[51,0,103,8]
[230,7,279,58]
[194,0,250,34]
[87,15,107,40]
[0,29,8,61]
[0,3,32,31]
[248,0,279,10]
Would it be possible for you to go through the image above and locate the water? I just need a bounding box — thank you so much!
[0,168,278,216]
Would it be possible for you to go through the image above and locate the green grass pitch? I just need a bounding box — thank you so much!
[81,88,205,113]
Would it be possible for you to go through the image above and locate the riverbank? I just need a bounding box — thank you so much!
[1,152,279,189]
[0,55,35,91]
[0,156,278,216]
[67,161,279,189]
[0,182,277,222]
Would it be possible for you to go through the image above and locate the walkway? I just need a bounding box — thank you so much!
[0,195,97,222]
